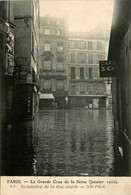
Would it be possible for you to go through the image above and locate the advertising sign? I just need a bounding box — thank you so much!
[99,61,117,77]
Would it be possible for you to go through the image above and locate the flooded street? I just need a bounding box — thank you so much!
[2,110,114,176]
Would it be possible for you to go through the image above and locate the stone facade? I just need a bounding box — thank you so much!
[108,0,131,175]
[13,0,40,119]
[39,16,68,108]
[0,1,15,126]
[68,33,111,109]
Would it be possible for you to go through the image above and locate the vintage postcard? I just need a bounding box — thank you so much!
[0,0,131,194]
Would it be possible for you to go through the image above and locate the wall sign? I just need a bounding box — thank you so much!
[99,61,117,77]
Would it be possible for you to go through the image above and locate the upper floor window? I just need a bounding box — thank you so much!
[78,41,86,49]
[89,68,93,79]
[88,54,93,64]
[57,54,64,62]
[57,46,63,52]
[45,19,50,24]
[71,67,75,79]
[78,53,86,63]
[88,41,93,50]
[69,40,76,49]
[56,28,62,36]
[44,61,51,70]
[96,42,102,50]
[70,53,76,63]
[57,80,64,90]
[44,43,50,51]
[80,67,84,79]
[44,27,50,35]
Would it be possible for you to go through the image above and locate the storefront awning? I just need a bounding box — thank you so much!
[40,93,54,99]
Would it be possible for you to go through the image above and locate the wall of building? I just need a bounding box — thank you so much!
[108,0,131,175]
[68,35,109,108]
[39,16,68,108]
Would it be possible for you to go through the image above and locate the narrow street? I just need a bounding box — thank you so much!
[3,109,114,176]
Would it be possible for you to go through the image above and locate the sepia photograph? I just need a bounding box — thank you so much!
[0,0,131,193]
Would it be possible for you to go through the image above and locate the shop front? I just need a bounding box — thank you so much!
[39,93,54,109]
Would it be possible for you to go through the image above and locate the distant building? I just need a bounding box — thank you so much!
[68,32,111,109]
[13,0,40,119]
[39,15,68,108]
[0,1,15,125]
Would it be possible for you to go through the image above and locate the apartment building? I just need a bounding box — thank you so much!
[68,32,111,109]
[39,15,68,108]
[0,1,15,125]
[13,0,40,119]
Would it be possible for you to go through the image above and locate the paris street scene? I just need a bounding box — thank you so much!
[0,0,131,176]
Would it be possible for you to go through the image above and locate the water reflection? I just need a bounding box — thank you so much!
[2,110,114,176]
[36,110,114,176]
[2,117,39,176]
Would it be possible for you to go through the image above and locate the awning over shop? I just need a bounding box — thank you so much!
[40,93,54,99]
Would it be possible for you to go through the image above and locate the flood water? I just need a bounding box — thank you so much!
[2,109,114,176]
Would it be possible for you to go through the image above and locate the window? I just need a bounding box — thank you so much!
[57,80,64,90]
[88,41,93,50]
[56,29,62,36]
[94,68,98,79]
[44,61,51,70]
[70,53,76,63]
[57,63,64,71]
[69,40,76,49]
[44,80,51,90]
[78,53,86,63]
[45,19,50,24]
[88,54,93,64]
[57,54,64,62]
[44,27,50,35]
[89,68,93,79]
[71,67,75,79]
[80,67,84,79]
[44,43,50,51]
[78,41,86,49]
[96,42,102,50]
[71,85,75,94]
[57,46,63,52]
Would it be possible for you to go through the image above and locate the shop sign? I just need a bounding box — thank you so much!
[99,61,117,77]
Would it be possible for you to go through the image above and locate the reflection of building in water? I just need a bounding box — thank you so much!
[2,116,39,176]
[39,15,68,109]
[67,31,111,109]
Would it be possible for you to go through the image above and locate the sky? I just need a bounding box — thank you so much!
[40,0,114,33]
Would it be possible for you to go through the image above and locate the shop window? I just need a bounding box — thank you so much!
[71,67,75,79]
[80,67,84,79]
